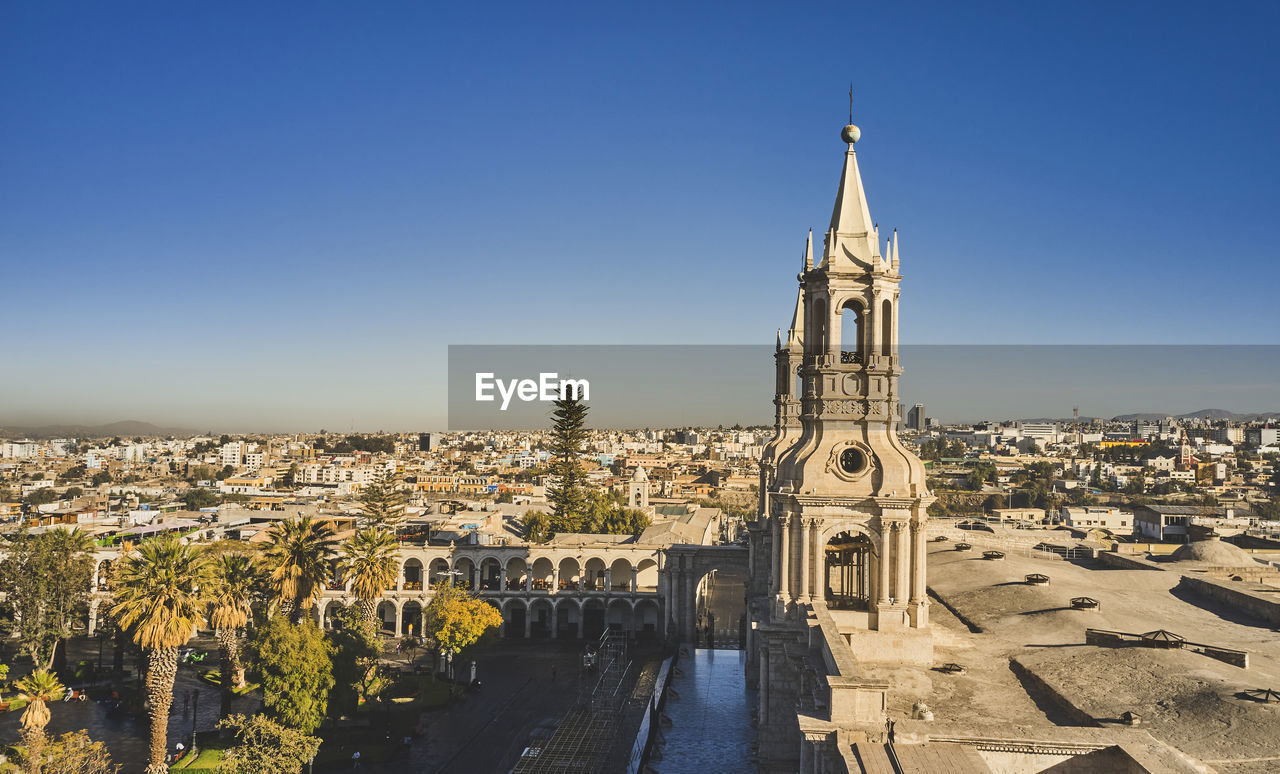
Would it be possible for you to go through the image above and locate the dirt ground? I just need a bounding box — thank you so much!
[917,534,1280,774]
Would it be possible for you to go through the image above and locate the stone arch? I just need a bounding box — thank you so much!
[583,557,607,591]
[401,600,424,637]
[555,597,581,638]
[606,598,633,635]
[667,545,750,647]
[581,597,607,640]
[94,559,114,591]
[839,297,865,362]
[528,597,554,638]
[608,557,634,592]
[321,600,344,630]
[453,556,477,591]
[819,518,883,553]
[505,556,528,592]
[881,297,893,356]
[633,598,662,641]
[558,557,581,591]
[531,556,555,591]
[635,558,660,592]
[428,557,451,587]
[500,598,527,638]
[402,558,424,591]
[478,556,503,591]
[375,600,398,634]
[825,531,872,610]
[810,295,828,355]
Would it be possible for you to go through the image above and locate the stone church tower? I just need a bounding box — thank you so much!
[627,465,649,509]
[749,117,936,772]
[766,119,933,635]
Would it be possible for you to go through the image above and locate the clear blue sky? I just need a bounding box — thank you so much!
[3,1,1278,431]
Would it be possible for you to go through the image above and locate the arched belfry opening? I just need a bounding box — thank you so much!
[810,296,827,355]
[825,531,872,610]
[881,298,893,356]
[840,299,864,363]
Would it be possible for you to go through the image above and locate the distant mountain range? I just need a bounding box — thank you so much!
[1111,409,1280,422]
[0,420,199,439]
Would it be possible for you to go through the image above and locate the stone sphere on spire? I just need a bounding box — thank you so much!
[841,124,861,144]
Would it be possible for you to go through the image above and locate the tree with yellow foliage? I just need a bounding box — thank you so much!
[421,581,501,685]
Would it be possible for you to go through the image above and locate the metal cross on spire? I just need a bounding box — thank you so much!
[848,82,853,124]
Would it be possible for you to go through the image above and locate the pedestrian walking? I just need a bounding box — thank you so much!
[887,719,896,744]
[352,750,361,769]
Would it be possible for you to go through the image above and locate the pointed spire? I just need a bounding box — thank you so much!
[776,328,782,350]
[824,124,877,270]
[803,228,813,271]
[891,228,900,273]
[785,284,804,349]
[828,138,875,239]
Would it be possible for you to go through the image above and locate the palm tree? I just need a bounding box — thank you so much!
[111,536,206,774]
[338,527,400,629]
[15,669,64,774]
[208,553,256,716]
[265,517,337,622]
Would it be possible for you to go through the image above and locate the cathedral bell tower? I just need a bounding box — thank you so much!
[768,120,933,637]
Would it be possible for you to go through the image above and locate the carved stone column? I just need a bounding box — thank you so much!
[798,517,811,602]
[771,516,781,595]
[779,515,791,600]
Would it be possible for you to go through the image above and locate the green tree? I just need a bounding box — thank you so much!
[546,395,589,532]
[251,616,334,734]
[111,536,206,774]
[184,487,222,510]
[15,669,65,774]
[216,713,322,774]
[91,471,112,486]
[326,605,382,715]
[208,554,257,715]
[265,518,337,622]
[522,510,551,543]
[42,729,119,774]
[63,486,84,499]
[0,528,95,669]
[338,527,400,628]
[422,582,502,683]
[358,468,405,528]
[26,488,58,506]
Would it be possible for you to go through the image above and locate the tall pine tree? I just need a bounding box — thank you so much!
[547,394,589,532]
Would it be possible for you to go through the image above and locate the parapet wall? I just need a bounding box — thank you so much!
[1177,575,1280,628]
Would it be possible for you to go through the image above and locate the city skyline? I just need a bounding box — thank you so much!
[4,1,1279,430]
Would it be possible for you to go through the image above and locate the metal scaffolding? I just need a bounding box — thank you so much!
[512,630,634,773]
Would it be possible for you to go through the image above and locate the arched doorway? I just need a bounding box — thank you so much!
[402,601,423,637]
[825,531,872,609]
[695,567,748,649]
[529,598,554,638]
[502,599,527,639]
[376,601,397,634]
[581,598,606,640]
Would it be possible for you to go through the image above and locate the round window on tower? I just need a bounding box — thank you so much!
[839,447,867,475]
